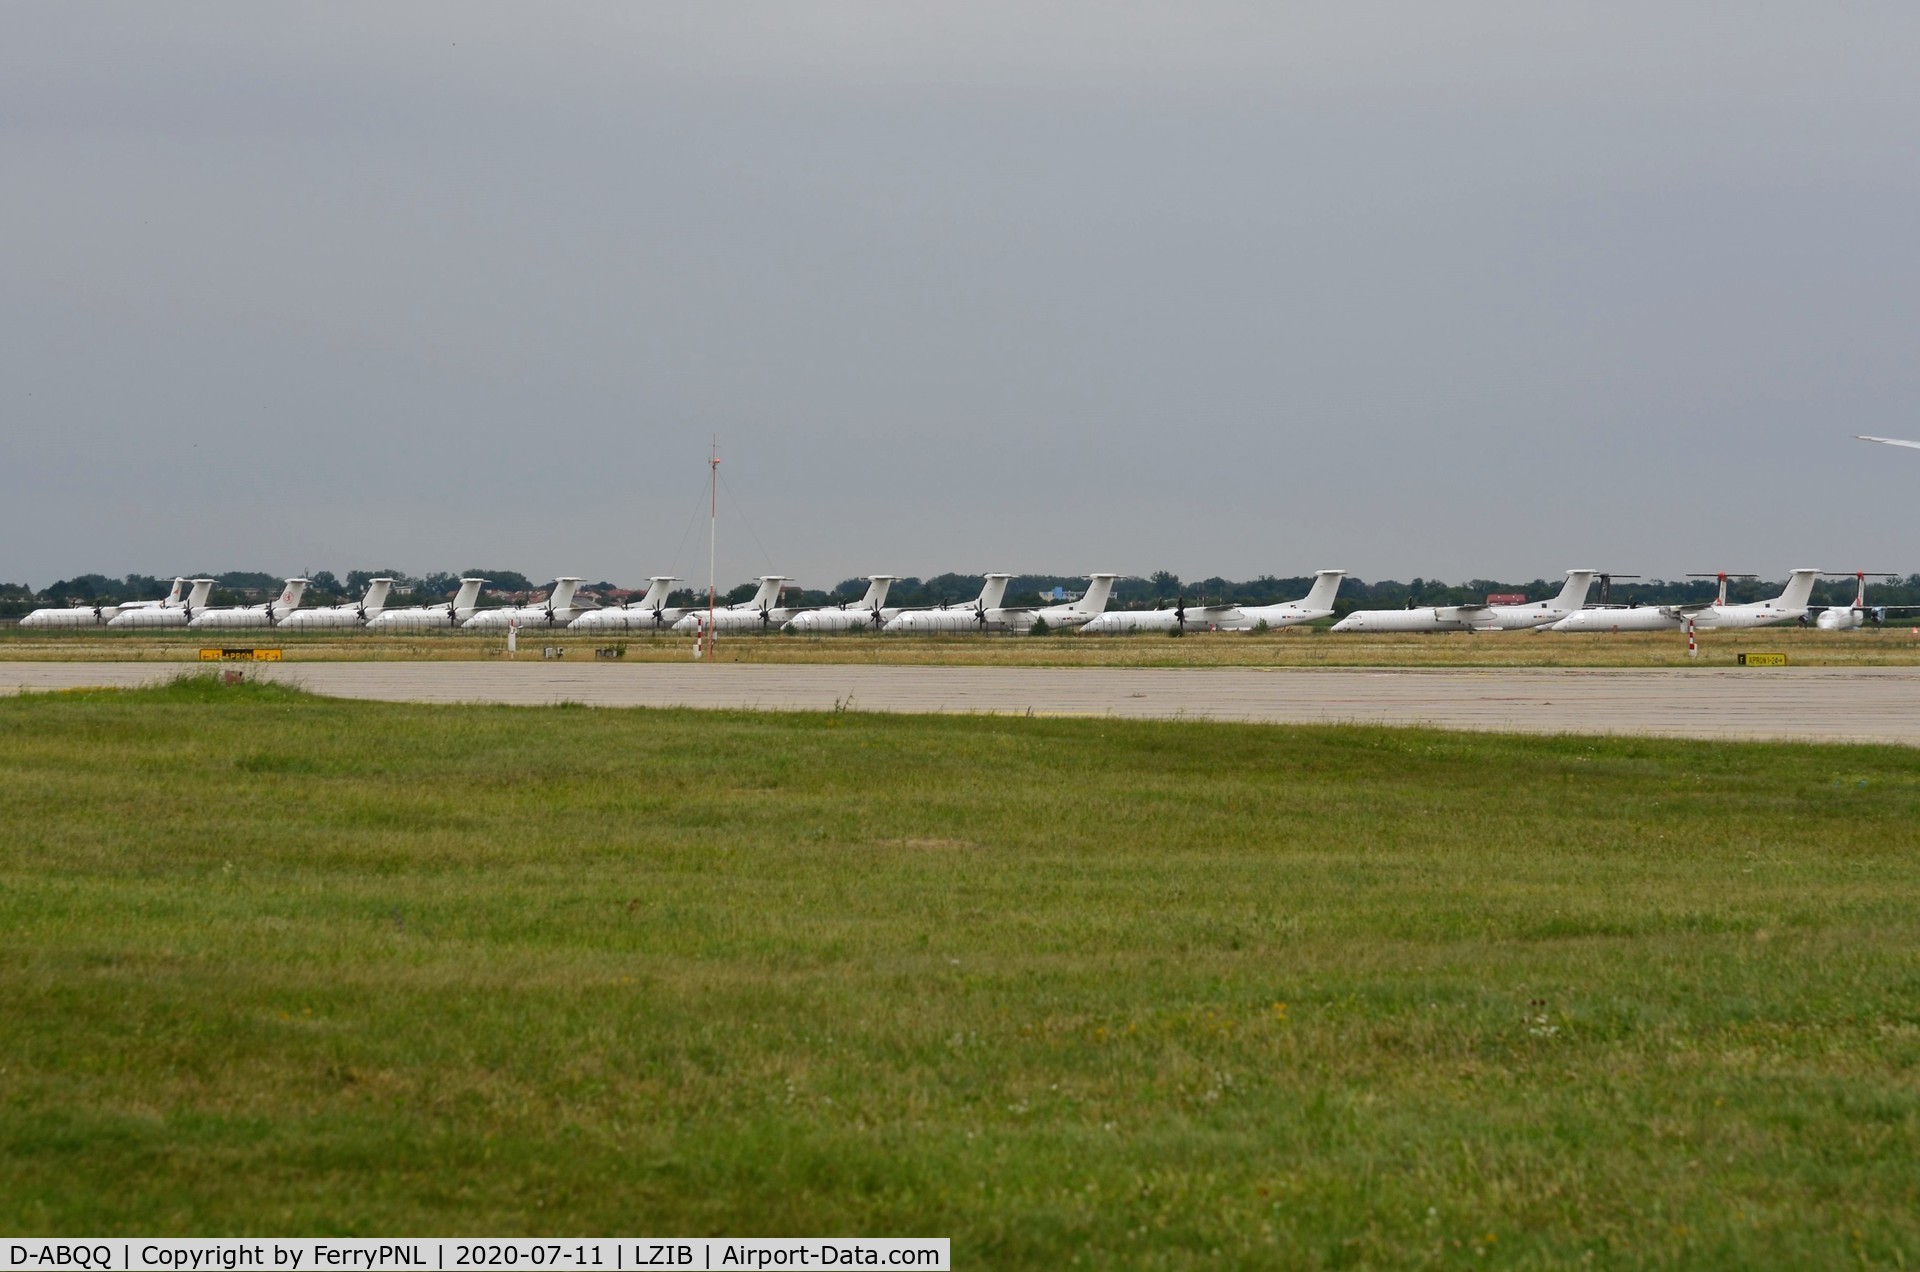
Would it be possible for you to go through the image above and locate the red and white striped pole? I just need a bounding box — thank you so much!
[1686,616,1697,658]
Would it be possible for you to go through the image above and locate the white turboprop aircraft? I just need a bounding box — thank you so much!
[278,578,394,630]
[1085,569,1350,634]
[569,577,685,632]
[107,578,217,629]
[672,576,804,634]
[188,578,311,629]
[1016,574,1119,632]
[1551,569,1821,632]
[786,576,897,633]
[1218,569,1349,631]
[21,577,188,629]
[364,577,488,631]
[1078,593,1236,634]
[882,574,1013,633]
[1332,571,1597,633]
[463,578,587,630]
[1809,572,1920,631]
[888,574,1118,634]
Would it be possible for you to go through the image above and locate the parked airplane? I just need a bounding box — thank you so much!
[1551,569,1820,632]
[1082,569,1346,635]
[1810,572,1920,631]
[888,574,1117,634]
[463,578,587,630]
[21,577,187,629]
[106,578,216,629]
[1078,593,1237,634]
[569,577,685,632]
[1332,570,1596,633]
[278,578,394,630]
[188,578,311,629]
[1217,569,1349,631]
[882,574,1014,633]
[364,577,488,631]
[785,576,897,634]
[672,576,802,634]
[1018,574,1118,632]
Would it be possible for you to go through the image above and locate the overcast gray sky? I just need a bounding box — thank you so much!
[5,3,1918,590]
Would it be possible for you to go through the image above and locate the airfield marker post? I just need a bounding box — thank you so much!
[1686,617,1697,658]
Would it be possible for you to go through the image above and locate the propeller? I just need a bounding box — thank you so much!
[1174,595,1188,633]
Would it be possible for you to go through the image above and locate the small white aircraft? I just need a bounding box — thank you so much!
[463,578,587,630]
[882,575,1013,633]
[364,577,488,631]
[188,578,311,629]
[1809,572,1920,631]
[672,576,803,634]
[1551,569,1821,632]
[1218,569,1349,631]
[787,576,897,633]
[1857,435,1920,450]
[21,577,188,629]
[278,578,394,630]
[1020,575,1118,632]
[1078,593,1237,635]
[1333,571,1597,633]
[569,577,686,632]
[1084,569,1348,635]
[107,578,217,629]
[883,574,1117,634]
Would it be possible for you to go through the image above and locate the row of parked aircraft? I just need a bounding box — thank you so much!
[16,567,1911,633]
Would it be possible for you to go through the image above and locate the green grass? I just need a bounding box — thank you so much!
[3,677,1919,1267]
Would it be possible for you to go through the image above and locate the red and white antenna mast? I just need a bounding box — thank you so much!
[706,436,719,659]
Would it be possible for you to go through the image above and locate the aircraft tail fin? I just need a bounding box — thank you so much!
[361,578,394,612]
[860,575,896,609]
[1553,569,1596,611]
[1779,568,1820,611]
[451,577,486,614]
[186,579,216,610]
[548,577,583,612]
[979,573,1012,611]
[1301,569,1346,611]
[1074,574,1117,615]
[276,578,310,612]
[161,577,185,606]
[639,576,678,609]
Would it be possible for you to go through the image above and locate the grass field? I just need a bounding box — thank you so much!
[6,623,1920,668]
[3,679,1919,1265]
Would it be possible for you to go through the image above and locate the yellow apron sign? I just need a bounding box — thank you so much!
[1736,652,1788,667]
[199,648,283,662]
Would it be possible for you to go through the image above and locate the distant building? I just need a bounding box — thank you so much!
[1486,592,1527,605]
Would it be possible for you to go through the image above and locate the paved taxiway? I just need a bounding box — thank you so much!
[4,661,1917,745]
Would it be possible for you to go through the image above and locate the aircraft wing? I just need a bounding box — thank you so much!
[1857,435,1920,450]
